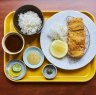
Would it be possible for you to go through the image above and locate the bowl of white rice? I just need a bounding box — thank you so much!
[13,5,44,36]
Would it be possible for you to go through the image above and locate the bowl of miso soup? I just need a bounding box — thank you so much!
[2,32,25,54]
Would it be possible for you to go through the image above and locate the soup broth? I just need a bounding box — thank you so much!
[5,34,23,52]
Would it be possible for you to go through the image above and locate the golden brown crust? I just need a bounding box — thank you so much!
[68,18,85,58]
[68,18,84,31]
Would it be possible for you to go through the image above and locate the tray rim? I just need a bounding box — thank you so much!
[4,10,96,82]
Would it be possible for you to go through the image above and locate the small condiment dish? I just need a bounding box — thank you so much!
[2,32,25,55]
[5,59,26,81]
[42,64,57,79]
[23,46,44,69]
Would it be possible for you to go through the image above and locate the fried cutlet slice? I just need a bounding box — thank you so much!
[68,18,84,31]
[68,18,85,58]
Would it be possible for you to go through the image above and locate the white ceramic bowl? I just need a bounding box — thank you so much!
[42,64,57,79]
[5,59,26,81]
[23,46,44,69]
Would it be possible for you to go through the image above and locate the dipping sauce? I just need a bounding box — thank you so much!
[5,34,23,52]
[27,51,41,65]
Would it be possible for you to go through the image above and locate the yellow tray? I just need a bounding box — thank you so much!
[4,11,96,82]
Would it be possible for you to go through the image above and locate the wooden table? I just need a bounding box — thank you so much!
[0,0,96,95]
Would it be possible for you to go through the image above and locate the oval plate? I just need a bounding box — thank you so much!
[40,10,96,70]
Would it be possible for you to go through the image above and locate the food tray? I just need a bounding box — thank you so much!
[4,11,96,82]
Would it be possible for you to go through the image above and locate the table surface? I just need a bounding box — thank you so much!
[0,0,96,95]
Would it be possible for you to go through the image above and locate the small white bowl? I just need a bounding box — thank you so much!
[5,59,26,81]
[23,46,44,69]
[42,64,57,79]
[2,32,25,55]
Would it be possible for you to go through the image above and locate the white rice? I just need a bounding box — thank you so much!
[18,11,42,35]
[48,24,68,41]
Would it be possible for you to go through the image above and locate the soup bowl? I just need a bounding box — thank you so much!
[2,32,25,55]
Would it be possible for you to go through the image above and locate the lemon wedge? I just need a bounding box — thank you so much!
[50,40,68,58]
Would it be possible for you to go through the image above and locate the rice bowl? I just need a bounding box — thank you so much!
[13,5,44,36]
[18,11,42,35]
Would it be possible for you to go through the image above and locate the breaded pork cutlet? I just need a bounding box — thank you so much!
[68,18,85,58]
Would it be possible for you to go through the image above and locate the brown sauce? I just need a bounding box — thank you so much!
[5,34,23,52]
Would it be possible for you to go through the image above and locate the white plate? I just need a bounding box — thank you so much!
[40,10,96,70]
